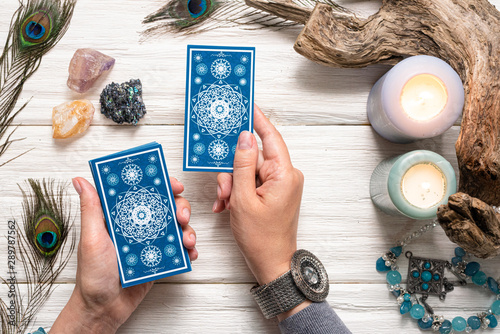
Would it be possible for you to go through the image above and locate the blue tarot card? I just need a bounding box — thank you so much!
[89,142,191,288]
[184,45,255,172]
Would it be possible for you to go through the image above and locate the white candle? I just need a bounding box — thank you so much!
[367,56,464,143]
[370,150,456,219]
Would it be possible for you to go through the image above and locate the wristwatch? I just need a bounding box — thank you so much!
[250,249,329,319]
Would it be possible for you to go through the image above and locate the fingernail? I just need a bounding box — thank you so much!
[190,233,196,243]
[72,178,82,195]
[238,131,253,150]
[217,185,221,199]
[212,200,218,212]
[192,248,198,261]
[183,208,190,220]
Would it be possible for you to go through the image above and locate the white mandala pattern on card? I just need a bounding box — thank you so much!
[193,133,201,141]
[208,140,229,160]
[112,186,171,244]
[148,154,158,164]
[234,65,246,77]
[172,256,182,266]
[193,143,205,155]
[121,164,143,186]
[194,54,203,62]
[109,188,117,197]
[239,78,247,86]
[126,253,138,266]
[122,245,130,253]
[196,63,208,75]
[126,268,135,277]
[102,165,111,174]
[211,59,231,79]
[107,174,119,186]
[167,234,175,242]
[191,81,249,139]
[164,244,176,257]
[145,164,157,177]
[141,245,162,267]
[194,77,202,85]
[240,55,249,64]
[153,178,161,186]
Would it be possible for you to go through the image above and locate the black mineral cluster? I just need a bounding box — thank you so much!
[100,79,146,125]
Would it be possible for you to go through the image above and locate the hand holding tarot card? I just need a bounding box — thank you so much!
[89,142,192,288]
[184,45,255,172]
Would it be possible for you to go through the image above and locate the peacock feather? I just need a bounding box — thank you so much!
[20,179,73,258]
[142,0,296,36]
[142,0,349,36]
[0,0,76,166]
[0,179,75,333]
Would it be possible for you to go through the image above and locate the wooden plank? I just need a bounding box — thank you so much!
[0,0,431,127]
[3,283,497,333]
[1,125,498,284]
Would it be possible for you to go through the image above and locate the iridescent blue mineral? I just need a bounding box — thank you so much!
[100,79,146,125]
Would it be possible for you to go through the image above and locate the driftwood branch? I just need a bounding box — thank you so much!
[437,193,500,258]
[246,0,500,257]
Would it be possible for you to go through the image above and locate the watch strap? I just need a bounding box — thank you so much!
[250,271,307,319]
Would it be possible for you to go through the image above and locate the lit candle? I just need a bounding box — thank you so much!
[370,150,457,219]
[367,55,464,143]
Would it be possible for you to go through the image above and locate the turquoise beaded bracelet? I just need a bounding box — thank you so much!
[376,220,500,333]
[28,328,46,334]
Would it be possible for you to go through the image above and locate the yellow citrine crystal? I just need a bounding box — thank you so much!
[52,100,95,139]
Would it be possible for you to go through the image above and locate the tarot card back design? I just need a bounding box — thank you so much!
[89,142,191,287]
[184,45,255,172]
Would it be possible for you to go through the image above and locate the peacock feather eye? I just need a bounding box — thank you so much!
[26,21,46,39]
[187,0,208,18]
[34,214,61,257]
[164,0,217,28]
[21,11,52,45]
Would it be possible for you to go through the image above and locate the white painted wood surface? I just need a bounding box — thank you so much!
[0,0,499,333]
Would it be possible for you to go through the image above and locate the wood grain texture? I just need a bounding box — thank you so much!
[0,0,499,333]
[10,283,500,333]
[438,193,500,258]
[0,0,403,128]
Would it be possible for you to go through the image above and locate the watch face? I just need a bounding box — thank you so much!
[291,249,329,302]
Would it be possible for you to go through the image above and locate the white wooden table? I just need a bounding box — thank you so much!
[1,0,499,332]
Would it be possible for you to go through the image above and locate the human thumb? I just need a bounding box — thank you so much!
[232,131,258,198]
[72,177,107,240]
